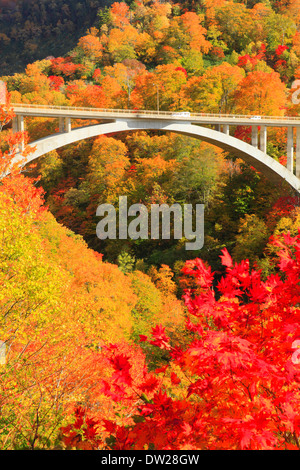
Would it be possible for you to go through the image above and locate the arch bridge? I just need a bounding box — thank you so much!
[7,103,300,193]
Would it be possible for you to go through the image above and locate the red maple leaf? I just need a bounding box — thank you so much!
[149,325,171,350]
[110,354,133,386]
[220,248,233,268]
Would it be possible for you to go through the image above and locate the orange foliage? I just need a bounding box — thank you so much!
[130,64,187,110]
[110,1,131,29]
[66,83,109,108]
[77,34,103,61]
[87,135,130,195]
[180,11,211,53]
[234,71,287,115]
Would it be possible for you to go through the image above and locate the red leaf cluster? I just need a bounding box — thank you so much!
[85,232,300,450]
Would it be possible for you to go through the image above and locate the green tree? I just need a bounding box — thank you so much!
[232,213,270,265]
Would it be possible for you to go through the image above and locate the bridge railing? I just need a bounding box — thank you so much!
[10,102,300,122]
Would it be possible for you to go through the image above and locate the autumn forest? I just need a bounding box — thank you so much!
[1,0,300,451]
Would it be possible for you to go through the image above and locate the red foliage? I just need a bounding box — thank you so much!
[74,232,300,450]
[238,54,253,67]
[279,154,287,165]
[175,66,188,78]
[275,45,289,56]
[210,46,225,58]
[127,164,137,174]
[93,68,102,82]
[238,44,266,69]
[265,194,299,230]
[60,407,103,450]
[234,125,251,143]
[50,57,87,79]
[140,325,172,350]
[48,75,65,91]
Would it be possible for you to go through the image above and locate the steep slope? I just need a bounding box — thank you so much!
[0,0,112,74]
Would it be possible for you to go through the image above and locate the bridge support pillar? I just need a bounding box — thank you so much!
[251,125,258,148]
[12,115,24,132]
[223,124,229,135]
[12,116,18,133]
[18,115,25,151]
[65,117,71,133]
[12,115,25,151]
[215,124,221,132]
[287,126,294,173]
[59,117,65,133]
[260,126,267,153]
[296,127,300,178]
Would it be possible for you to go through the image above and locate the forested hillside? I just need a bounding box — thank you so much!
[3,0,300,275]
[0,0,112,74]
[1,0,300,450]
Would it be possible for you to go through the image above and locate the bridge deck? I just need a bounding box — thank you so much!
[10,103,300,127]
[5,104,300,192]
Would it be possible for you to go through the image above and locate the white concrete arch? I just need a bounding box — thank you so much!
[10,119,300,193]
